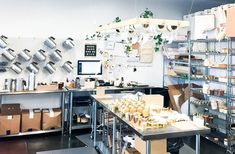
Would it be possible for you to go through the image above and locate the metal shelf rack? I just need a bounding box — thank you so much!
[188,38,235,153]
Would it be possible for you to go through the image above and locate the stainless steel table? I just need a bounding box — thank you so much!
[91,94,210,154]
[66,86,156,134]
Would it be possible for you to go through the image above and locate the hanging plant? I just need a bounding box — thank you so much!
[140,8,154,28]
[114,17,121,23]
[140,8,154,18]
[85,32,102,40]
[125,45,132,54]
[114,17,122,33]
[153,33,165,52]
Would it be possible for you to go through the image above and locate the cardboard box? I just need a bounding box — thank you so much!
[168,84,203,111]
[134,135,167,154]
[21,109,41,132]
[0,115,20,135]
[124,147,141,154]
[42,108,61,130]
[0,104,21,115]
[141,95,164,107]
[37,84,58,91]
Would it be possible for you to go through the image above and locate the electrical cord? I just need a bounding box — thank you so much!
[188,0,196,14]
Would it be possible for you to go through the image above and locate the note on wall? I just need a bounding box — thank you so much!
[226,8,235,37]
[191,15,215,40]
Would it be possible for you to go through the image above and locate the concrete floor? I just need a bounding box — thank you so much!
[0,132,226,154]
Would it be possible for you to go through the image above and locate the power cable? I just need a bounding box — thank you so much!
[188,0,196,14]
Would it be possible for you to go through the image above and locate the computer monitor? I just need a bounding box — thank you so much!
[77,60,102,76]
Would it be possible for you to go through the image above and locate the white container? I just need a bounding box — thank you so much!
[11,62,22,74]
[62,61,73,73]
[44,61,56,74]
[27,62,39,74]
[63,38,75,49]
[28,72,36,91]
[202,83,210,94]
[34,49,46,61]
[2,48,16,61]
[19,49,31,61]
[44,36,56,49]
[211,100,218,110]
[0,35,7,48]
[50,49,62,62]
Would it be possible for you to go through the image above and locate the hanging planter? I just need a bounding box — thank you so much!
[153,33,165,52]
[140,8,154,28]
[125,45,132,54]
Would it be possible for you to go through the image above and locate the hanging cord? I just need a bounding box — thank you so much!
[188,0,196,14]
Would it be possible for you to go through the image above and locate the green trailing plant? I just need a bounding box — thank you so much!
[140,8,154,28]
[114,17,122,33]
[114,17,121,23]
[85,32,102,40]
[140,8,154,18]
[153,33,165,52]
[125,45,132,54]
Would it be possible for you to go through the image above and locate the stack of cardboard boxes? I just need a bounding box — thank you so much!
[0,104,21,135]
[0,104,62,136]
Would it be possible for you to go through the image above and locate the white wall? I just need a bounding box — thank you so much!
[0,0,230,108]
[0,0,226,38]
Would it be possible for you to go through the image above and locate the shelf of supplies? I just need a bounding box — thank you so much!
[190,78,235,86]
[0,128,62,138]
[191,88,234,99]
[191,52,235,56]
[191,39,228,43]
[164,74,188,80]
[190,101,209,107]
[202,131,228,149]
[190,65,235,70]
[170,40,188,43]
[208,109,228,117]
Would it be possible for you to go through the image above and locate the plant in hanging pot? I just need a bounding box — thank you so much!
[153,33,166,52]
[114,17,122,33]
[140,8,154,28]
[125,44,132,54]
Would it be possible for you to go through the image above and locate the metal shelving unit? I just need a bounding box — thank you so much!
[162,39,190,87]
[188,38,235,153]
[0,129,62,138]
[0,90,66,138]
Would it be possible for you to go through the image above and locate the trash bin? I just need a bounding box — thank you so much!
[167,138,184,154]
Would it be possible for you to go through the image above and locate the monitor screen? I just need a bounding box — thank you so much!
[77,60,102,75]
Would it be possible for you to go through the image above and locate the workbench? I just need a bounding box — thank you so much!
[91,94,210,154]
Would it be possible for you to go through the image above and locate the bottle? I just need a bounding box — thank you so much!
[28,72,36,91]
[76,77,81,89]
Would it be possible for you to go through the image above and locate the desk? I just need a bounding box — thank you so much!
[91,94,210,154]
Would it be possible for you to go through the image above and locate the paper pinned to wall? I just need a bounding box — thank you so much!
[139,41,154,63]
[226,7,235,37]
[191,15,215,40]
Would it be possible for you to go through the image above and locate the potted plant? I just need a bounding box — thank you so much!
[140,8,154,28]
[125,45,132,54]
[153,33,166,52]
[114,17,122,33]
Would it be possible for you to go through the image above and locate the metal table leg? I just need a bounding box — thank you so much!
[69,92,73,135]
[102,109,105,142]
[119,123,122,154]
[93,101,97,147]
[196,134,200,154]
[107,112,110,147]
[61,92,65,135]
[146,140,151,154]
[112,117,117,154]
